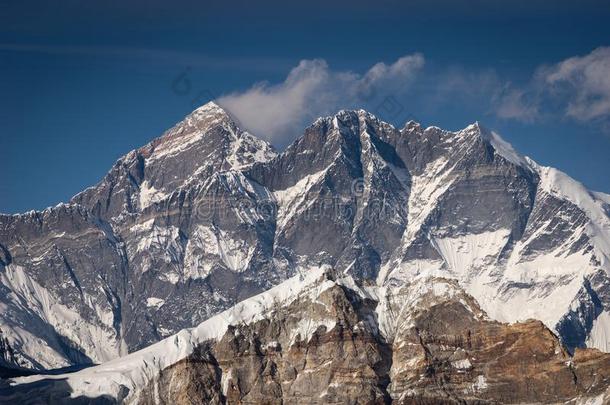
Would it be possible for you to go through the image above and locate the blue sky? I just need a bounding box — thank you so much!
[1,0,610,213]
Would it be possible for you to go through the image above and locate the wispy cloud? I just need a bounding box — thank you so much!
[493,85,540,122]
[490,46,610,127]
[542,47,610,121]
[219,47,610,142]
[217,54,424,142]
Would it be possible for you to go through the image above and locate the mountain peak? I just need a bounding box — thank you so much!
[194,100,223,112]
[189,101,232,122]
[70,100,276,216]
[475,124,532,168]
[461,120,485,135]
[178,101,236,132]
[402,120,422,132]
[308,111,536,173]
[328,108,373,122]
[143,101,250,158]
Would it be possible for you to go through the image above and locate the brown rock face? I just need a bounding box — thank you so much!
[137,275,610,405]
[391,302,610,404]
[140,284,391,404]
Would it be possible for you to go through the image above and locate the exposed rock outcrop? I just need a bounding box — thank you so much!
[133,272,610,405]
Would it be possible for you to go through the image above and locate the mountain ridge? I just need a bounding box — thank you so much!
[0,102,609,375]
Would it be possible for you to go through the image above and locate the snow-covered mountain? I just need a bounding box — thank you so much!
[1,102,609,376]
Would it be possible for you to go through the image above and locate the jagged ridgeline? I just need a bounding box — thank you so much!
[1,102,610,403]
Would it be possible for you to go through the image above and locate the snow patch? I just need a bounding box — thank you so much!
[0,265,125,368]
[290,318,336,345]
[433,230,511,277]
[586,311,610,352]
[139,181,168,209]
[274,169,328,230]
[452,359,472,370]
[146,298,166,309]
[472,375,488,391]
[183,225,255,276]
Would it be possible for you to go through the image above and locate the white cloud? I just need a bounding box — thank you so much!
[216,47,610,140]
[217,54,424,142]
[490,46,610,125]
[493,85,539,123]
[542,47,610,121]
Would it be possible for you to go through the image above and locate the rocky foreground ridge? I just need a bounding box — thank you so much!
[4,267,610,404]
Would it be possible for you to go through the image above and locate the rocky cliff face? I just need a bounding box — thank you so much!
[5,268,610,404]
[138,274,610,405]
[1,102,609,375]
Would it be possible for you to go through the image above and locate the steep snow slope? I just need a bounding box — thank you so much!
[0,264,126,369]
[7,266,334,401]
[380,124,610,352]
